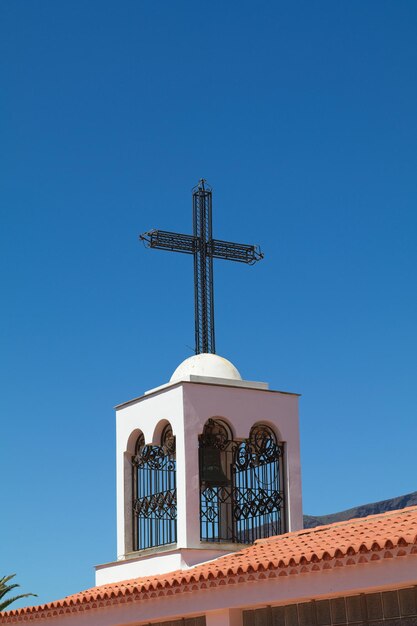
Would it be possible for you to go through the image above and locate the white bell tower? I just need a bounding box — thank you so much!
[95,354,302,585]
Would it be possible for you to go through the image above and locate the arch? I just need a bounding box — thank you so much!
[126,428,144,455]
[208,415,236,440]
[132,423,177,550]
[151,419,175,447]
[201,416,234,446]
[249,420,284,443]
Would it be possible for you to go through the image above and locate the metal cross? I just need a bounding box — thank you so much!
[140,179,263,355]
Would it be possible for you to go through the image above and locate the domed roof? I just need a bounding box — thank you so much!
[170,353,242,382]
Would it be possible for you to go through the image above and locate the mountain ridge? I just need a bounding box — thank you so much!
[303,490,417,529]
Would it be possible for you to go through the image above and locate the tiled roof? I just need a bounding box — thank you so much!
[2,506,417,623]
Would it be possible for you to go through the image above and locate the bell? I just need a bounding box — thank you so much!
[200,446,230,486]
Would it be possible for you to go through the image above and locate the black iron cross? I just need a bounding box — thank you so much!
[140,179,263,355]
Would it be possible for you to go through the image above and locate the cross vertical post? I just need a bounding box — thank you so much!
[193,180,215,354]
[140,179,263,355]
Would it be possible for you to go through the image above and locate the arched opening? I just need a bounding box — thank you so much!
[199,418,234,542]
[132,423,176,550]
[233,424,286,543]
[199,420,285,544]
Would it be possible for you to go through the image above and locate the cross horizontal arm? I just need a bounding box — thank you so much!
[209,239,264,265]
[140,230,196,255]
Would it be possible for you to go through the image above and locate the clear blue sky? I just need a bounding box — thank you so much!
[1,0,416,608]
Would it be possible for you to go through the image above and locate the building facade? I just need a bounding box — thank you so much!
[2,355,416,625]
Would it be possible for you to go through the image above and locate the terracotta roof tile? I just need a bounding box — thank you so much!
[2,506,417,622]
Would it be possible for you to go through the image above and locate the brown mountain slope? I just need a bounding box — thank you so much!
[303,491,417,529]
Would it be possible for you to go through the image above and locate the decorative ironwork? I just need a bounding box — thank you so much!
[233,425,285,543]
[199,418,231,452]
[199,420,285,544]
[193,181,215,354]
[140,179,263,355]
[132,425,176,550]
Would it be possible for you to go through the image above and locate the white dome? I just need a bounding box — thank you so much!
[170,353,242,382]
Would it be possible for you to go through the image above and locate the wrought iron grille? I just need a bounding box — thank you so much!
[132,425,176,550]
[199,419,234,542]
[199,420,285,544]
[233,424,285,543]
